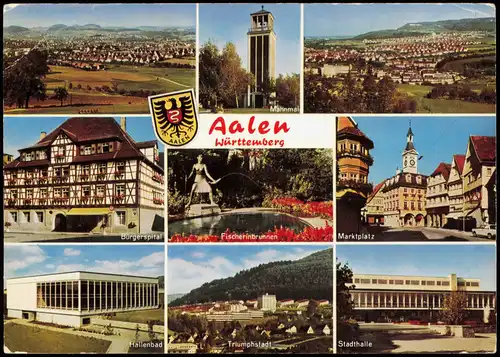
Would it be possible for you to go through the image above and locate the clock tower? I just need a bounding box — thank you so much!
[402,124,418,174]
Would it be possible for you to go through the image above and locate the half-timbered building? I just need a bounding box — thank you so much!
[3,117,164,234]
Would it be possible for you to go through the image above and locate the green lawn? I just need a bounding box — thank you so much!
[418,98,496,113]
[4,322,111,353]
[397,84,433,97]
[110,308,165,325]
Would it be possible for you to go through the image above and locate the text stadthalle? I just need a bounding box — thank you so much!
[338,340,373,348]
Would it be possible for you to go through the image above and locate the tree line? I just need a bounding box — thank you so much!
[426,84,496,104]
[304,71,417,113]
[199,41,299,110]
[170,249,333,307]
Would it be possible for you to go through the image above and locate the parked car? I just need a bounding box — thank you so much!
[472,224,496,239]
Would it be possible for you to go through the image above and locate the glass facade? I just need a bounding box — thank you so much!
[351,291,495,309]
[36,280,159,311]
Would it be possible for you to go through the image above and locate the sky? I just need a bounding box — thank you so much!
[3,116,163,157]
[351,116,496,185]
[337,245,496,291]
[4,245,164,286]
[168,245,331,294]
[3,4,196,28]
[199,4,301,76]
[305,3,496,37]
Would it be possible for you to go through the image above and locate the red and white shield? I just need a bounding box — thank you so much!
[167,109,182,124]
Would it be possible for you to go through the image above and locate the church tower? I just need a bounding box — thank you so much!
[402,123,418,174]
[246,6,276,108]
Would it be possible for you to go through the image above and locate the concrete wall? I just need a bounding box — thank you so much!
[7,309,23,319]
[139,207,164,233]
[431,324,475,338]
[36,312,83,327]
[8,309,83,327]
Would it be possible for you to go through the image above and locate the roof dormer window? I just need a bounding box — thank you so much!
[406,174,411,183]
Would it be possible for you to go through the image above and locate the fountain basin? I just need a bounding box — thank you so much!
[168,210,312,237]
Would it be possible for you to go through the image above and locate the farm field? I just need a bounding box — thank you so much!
[45,65,194,91]
[418,98,495,113]
[4,64,195,114]
[110,308,165,325]
[163,57,196,66]
[4,322,111,353]
[397,83,496,113]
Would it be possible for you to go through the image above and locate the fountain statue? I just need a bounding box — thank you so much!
[185,154,221,217]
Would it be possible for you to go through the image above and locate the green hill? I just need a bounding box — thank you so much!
[354,17,496,40]
[170,248,333,307]
[3,26,30,34]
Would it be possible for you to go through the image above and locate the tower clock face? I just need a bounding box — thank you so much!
[410,159,416,166]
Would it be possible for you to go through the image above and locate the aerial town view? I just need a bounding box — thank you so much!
[3,116,165,243]
[167,149,333,242]
[167,246,333,353]
[337,245,496,353]
[336,116,496,241]
[199,4,300,113]
[3,4,196,114]
[3,245,165,354]
[304,3,496,113]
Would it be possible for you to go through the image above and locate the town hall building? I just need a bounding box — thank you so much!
[382,125,427,227]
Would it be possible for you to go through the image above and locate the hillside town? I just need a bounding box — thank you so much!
[305,31,489,85]
[168,294,333,353]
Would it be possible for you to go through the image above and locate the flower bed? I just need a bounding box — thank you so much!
[269,197,333,220]
[170,224,333,242]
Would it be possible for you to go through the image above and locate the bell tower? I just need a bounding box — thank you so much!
[402,121,418,174]
[246,6,276,108]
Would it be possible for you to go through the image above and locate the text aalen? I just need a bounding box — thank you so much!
[209,116,291,135]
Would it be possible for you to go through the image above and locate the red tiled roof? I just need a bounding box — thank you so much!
[136,140,158,149]
[4,159,50,169]
[367,180,386,202]
[471,136,496,163]
[5,117,163,172]
[337,126,374,149]
[430,162,452,181]
[453,154,466,175]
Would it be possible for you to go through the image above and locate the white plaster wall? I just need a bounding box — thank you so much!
[139,207,164,233]
[6,281,37,310]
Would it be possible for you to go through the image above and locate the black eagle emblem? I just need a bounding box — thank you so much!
[153,95,195,139]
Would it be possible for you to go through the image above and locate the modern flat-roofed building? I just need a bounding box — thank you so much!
[6,271,160,327]
[257,293,277,312]
[347,273,496,323]
[3,117,164,234]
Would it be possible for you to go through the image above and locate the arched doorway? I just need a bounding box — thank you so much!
[54,214,67,232]
[415,214,424,227]
[404,214,415,226]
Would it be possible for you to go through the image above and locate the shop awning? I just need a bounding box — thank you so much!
[66,208,110,216]
[446,212,463,219]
